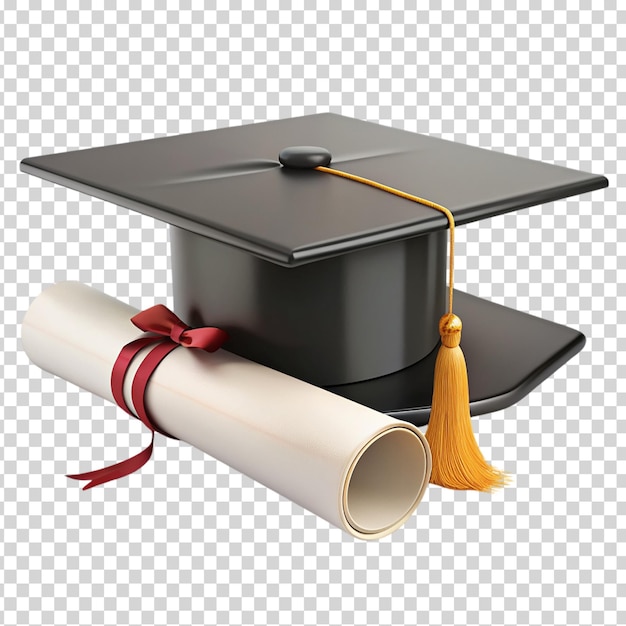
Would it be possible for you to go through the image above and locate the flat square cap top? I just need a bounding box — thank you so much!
[21,113,607,265]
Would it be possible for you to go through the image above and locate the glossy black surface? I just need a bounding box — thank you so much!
[20,113,607,267]
[171,226,447,386]
[327,290,586,424]
[278,146,332,168]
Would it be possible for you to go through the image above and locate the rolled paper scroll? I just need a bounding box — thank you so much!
[21,281,431,540]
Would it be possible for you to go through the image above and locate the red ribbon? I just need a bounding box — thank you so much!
[67,304,228,490]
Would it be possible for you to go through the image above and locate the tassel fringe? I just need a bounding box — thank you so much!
[425,314,508,491]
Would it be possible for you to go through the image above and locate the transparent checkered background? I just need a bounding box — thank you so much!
[1,3,623,626]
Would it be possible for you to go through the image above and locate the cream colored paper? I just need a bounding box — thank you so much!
[22,282,431,539]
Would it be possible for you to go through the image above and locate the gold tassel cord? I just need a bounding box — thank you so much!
[315,165,508,491]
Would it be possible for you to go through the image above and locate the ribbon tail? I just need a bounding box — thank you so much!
[67,437,154,490]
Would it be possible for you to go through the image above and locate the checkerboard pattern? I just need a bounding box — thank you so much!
[1,3,623,625]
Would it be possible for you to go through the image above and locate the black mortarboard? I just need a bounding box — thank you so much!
[20,113,607,434]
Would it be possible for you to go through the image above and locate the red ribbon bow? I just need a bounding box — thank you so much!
[67,304,228,490]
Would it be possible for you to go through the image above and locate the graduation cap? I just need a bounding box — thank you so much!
[21,113,608,491]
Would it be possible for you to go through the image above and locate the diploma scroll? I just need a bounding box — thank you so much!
[22,282,431,539]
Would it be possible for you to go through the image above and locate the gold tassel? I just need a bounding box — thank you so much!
[314,164,507,491]
[425,313,507,491]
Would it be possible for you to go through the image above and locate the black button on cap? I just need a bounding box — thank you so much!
[278,146,332,168]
